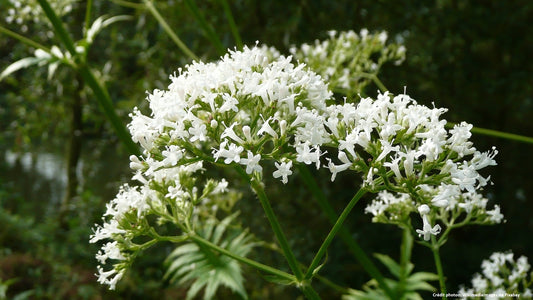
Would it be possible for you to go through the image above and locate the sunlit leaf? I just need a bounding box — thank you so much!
[0,57,47,81]
[86,15,132,44]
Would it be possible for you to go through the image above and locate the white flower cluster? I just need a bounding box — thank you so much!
[5,0,74,31]
[365,185,504,241]
[130,47,499,242]
[459,251,533,299]
[290,29,406,94]
[128,46,332,184]
[90,161,231,289]
[322,92,500,240]
[93,44,502,289]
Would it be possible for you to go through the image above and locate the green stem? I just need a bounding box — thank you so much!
[183,0,226,55]
[143,0,199,61]
[219,0,243,50]
[446,122,533,145]
[77,65,141,156]
[188,233,296,283]
[357,72,388,92]
[297,165,395,299]
[0,25,50,51]
[431,237,447,300]
[400,226,413,277]
[304,188,367,280]
[249,178,304,280]
[399,225,413,297]
[314,273,349,294]
[37,0,141,156]
[111,0,145,10]
[301,284,321,300]
[36,0,77,55]
[83,0,93,36]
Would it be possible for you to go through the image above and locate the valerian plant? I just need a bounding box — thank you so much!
[458,250,533,299]
[89,31,524,299]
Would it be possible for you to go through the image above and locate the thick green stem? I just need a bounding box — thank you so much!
[36,0,77,55]
[188,233,296,283]
[399,226,413,296]
[300,284,321,300]
[431,237,447,299]
[297,165,395,298]
[143,0,199,61]
[304,188,367,280]
[249,178,304,280]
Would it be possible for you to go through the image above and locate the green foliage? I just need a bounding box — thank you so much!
[164,213,254,300]
[343,254,438,300]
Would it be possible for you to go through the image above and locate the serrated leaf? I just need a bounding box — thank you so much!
[408,272,439,282]
[165,214,253,300]
[405,280,436,292]
[0,57,46,81]
[404,291,424,300]
[374,253,401,278]
[212,212,237,244]
[342,288,387,300]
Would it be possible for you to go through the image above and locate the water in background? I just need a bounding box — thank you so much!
[0,141,131,220]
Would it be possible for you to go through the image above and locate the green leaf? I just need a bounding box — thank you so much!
[374,253,401,278]
[47,61,60,80]
[262,274,295,286]
[165,214,253,300]
[408,272,440,282]
[0,57,47,81]
[85,15,132,44]
[342,288,387,300]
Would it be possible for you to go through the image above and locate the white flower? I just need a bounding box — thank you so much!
[96,266,124,290]
[376,139,399,161]
[273,160,293,184]
[212,140,244,164]
[166,185,186,200]
[257,117,279,139]
[486,205,504,223]
[383,155,402,179]
[188,121,207,142]
[240,151,262,174]
[471,273,488,292]
[327,152,352,181]
[96,241,125,264]
[162,145,184,167]
[221,122,245,144]
[296,142,323,169]
[415,205,441,241]
[213,179,229,194]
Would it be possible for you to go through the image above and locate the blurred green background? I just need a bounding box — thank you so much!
[1,0,532,299]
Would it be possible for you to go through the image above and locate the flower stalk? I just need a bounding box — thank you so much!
[249,177,304,280]
[431,236,447,299]
[304,187,367,280]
